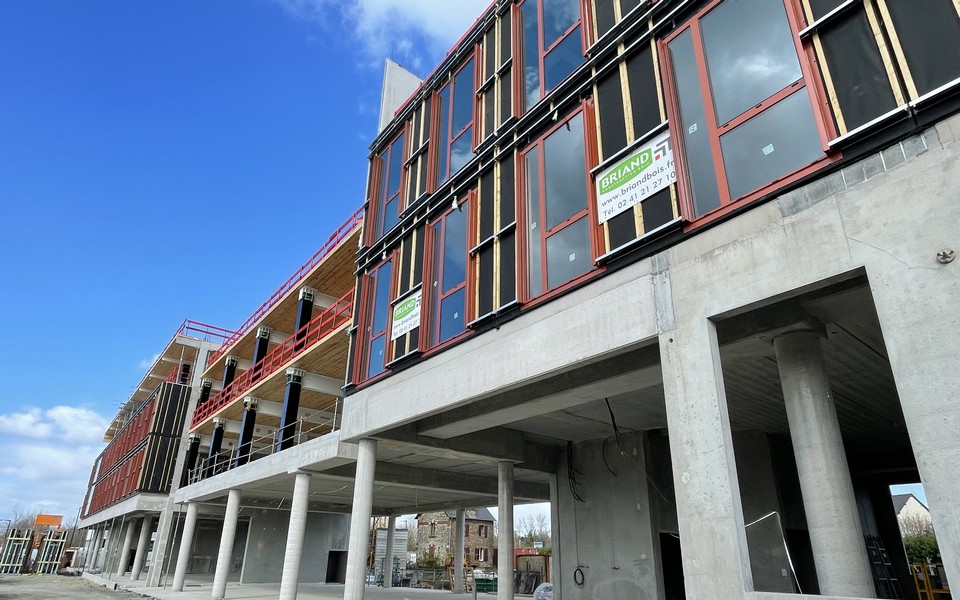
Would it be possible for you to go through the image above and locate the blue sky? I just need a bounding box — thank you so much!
[0,0,489,521]
[0,0,924,527]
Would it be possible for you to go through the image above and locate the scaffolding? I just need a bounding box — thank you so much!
[0,528,33,574]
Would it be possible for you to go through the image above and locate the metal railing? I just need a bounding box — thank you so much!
[186,405,340,485]
[177,319,238,343]
[205,208,363,368]
[191,290,353,427]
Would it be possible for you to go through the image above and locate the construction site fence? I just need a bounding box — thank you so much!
[912,562,951,600]
[0,528,68,575]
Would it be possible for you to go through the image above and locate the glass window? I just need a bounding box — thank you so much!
[373,134,405,240]
[430,199,470,346]
[523,111,593,298]
[364,260,393,379]
[519,0,584,112]
[436,58,476,186]
[666,0,826,219]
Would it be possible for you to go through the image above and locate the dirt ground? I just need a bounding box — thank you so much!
[0,575,146,600]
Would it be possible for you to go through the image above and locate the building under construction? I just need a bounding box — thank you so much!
[78,0,960,599]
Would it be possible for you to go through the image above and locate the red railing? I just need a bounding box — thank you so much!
[191,289,354,427]
[177,319,238,343]
[205,208,363,368]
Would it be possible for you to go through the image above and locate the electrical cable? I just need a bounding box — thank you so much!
[604,398,671,503]
[601,437,618,477]
[566,442,585,503]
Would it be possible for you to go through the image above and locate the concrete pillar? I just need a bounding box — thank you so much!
[236,397,259,466]
[221,356,239,390]
[212,489,241,600]
[498,461,515,600]
[116,519,137,576]
[344,439,378,600]
[278,472,311,600]
[130,517,152,581]
[277,369,303,451]
[659,325,754,598]
[867,262,960,589]
[774,331,875,598]
[205,418,225,477]
[549,472,562,599]
[172,502,199,592]
[384,516,397,589]
[453,510,465,593]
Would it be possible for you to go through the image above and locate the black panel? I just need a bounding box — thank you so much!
[394,335,408,358]
[597,69,628,159]
[641,188,674,232]
[499,158,516,225]
[417,156,428,198]
[500,67,513,127]
[413,225,425,285]
[595,0,617,37]
[818,7,897,131]
[808,0,846,19]
[486,28,497,77]
[620,0,642,17]
[422,96,431,143]
[407,326,420,353]
[400,234,413,292]
[411,105,422,146]
[607,208,637,249]
[480,169,496,239]
[500,11,512,65]
[478,245,495,316]
[885,0,960,95]
[484,88,496,136]
[499,231,517,304]
[625,43,661,137]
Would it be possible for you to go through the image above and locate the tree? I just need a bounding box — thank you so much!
[903,533,939,564]
[515,513,550,549]
[899,513,934,537]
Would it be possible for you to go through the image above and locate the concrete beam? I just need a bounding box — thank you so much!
[417,346,662,439]
[313,292,338,310]
[379,426,526,464]
[323,462,550,501]
[376,496,503,516]
[300,371,344,397]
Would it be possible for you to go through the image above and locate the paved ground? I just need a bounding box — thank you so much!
[0,574,147,600]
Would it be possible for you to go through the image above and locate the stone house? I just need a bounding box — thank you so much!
[415,509,495,569]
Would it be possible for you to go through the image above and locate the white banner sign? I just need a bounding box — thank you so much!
[391,290,422,341]
[596,130,676,224]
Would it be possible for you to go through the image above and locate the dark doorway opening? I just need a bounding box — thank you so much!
[660,532,685,600]
[326,550,348,583]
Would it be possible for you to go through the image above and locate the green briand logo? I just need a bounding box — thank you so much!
[599,149,653,195]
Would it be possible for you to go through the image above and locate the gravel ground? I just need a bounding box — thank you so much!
[0,575,147,600]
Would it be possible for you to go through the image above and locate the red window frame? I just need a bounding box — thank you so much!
[357,256,396,383]
[660,0,836,227]
[518,103,601,304]
[515,0,589,114]
[423,192,475,351]
[433,53,478,189]
[369,129,407,244]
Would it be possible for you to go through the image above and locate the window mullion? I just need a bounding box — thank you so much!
[689,19,731,207]
[537,141,549,294]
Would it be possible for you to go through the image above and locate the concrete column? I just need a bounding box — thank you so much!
[344,439,378,600]
[277,369,303,451]
[774,331,875,598]
[498,461,515,600]
[236,397,259,466]
[116,519,136,576]
[867,259,960,589]
[279,472,311,600]
[172,503,199,592]
[453,510,465,593]
[384,516,397,589]
[205,418,225,477]
[130,517,152,581]
[222,356,239,391]
[212,489,242,600]
[549,472,562,599]
[659,325,754,598]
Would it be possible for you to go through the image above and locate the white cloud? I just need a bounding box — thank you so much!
[273,0,491,72]
[0,405,108,519]
[138,353,160,370]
